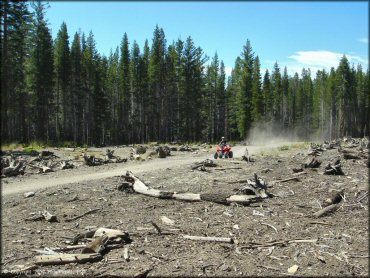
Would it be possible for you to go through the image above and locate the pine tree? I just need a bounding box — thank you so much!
[119,32,131,143]
[92,54,109,145]
[271,62,282,129]
[262,70,272,122]
[251,56,262,124]
[218,60,227,138]
[1,1,31,142]
[27,1,54,142]
[281,66,289,131]
[70,32,83,144]
[140,40,150,142]
[236,40,254,139]
[130,40,141,142]
[149,26,166,141]
[54,22,70,140]
[336,55,351,137]
[106,47,120,144]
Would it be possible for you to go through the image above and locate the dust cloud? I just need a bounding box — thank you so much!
[247,122,313,147]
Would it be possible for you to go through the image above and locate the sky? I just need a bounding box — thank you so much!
[46,1,368,77]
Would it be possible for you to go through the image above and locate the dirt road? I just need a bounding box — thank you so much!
[1,146,242,196]
[1,144,286,196]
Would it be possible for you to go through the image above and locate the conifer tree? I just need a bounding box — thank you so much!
[251,56,262,124]
[54,22,70,140]
[236,40,254,139]
[119,32,131,143]
[27,1,54,141]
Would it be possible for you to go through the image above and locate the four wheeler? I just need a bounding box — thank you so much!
[214,145,233,159]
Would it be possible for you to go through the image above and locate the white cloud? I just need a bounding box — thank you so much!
[358,37,369,44]
[288,50,368,73]
[224,66,233,77]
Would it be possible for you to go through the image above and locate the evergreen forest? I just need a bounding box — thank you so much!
[1,2,369,146]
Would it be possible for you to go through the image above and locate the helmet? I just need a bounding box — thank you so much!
[221,137,225,140]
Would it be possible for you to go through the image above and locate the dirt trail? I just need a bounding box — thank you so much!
[1,144,282,196]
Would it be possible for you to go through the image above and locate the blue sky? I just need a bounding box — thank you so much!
[46,1,368,76]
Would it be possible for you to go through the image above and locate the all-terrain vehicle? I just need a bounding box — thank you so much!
[214,145,233,159]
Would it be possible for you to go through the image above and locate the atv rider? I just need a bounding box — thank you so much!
[219,137,227,153]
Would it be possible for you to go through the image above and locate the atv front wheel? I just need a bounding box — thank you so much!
[214,152,218,159]
[228,151,233,158]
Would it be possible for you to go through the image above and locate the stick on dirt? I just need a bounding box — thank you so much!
[65,208,102,222]
[313,203,340,218]
[182,235,234,244]
[34,253,102,265]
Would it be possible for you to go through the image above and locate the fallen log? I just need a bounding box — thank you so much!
[81,235,109,254]
[34,253,102,265]
[124,171,260,205]
[182,235,234,244]
[94,227,130,243]
[313,203,340,218]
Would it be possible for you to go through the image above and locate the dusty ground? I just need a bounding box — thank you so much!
[1,142,369,277]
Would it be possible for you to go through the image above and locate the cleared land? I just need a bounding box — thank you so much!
[1,141,368,277]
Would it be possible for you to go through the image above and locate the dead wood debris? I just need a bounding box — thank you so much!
[105,149,126,163]
[120,171,263,205]
[1,159,26,177]
[83,153,107,166]
[239,238,318,249]
[65,208,102,222]
[304,156,322,168]
[241,147,254,162]
[324,158,345,175]
[191,159,217,170]
[237,173,272,199]
[156,145,171,158]
[182,234,234,244]
[25,210,58,222]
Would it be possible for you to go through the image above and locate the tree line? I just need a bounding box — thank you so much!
[1,2,369,146]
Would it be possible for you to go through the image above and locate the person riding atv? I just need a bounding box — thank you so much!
[219,136,227,148]
[214,137,233,159]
